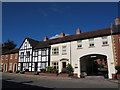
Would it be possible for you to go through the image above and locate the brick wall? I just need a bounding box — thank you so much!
[112,34,120,66]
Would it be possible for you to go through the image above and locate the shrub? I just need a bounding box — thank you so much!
[8,70,13,73]
[20,71,24,74]
[104,73,108,78]
[61,68,68,73]
[66,64,74,76]
[34,72,39,75]
[15,71,19,73]
[98,64,104,68]
[47,66,53,73]
[115,66,120,74]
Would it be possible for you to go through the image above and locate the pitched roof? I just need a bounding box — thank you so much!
[34,41,50,49]
[26,37,39,48]
[22,28,112,49]
[48,28,111,44]
[2,48,19,55]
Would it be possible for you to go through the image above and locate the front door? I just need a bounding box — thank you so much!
[62,62,66,68]
[34,63,38,72]
[14,64,17,72]
[4,64,7,72]
[20,63,23,71]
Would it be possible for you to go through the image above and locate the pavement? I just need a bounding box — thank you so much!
[1,72,120,89]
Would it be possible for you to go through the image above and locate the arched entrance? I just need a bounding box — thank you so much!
[14,63,17,72]
[80,54,108,77]
[4,64,7,72]
[60,59,69,72]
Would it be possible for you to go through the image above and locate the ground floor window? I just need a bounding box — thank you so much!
[52,61,58,69]
[9,63,12,70]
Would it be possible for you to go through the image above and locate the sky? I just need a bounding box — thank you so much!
[2,2,119,48]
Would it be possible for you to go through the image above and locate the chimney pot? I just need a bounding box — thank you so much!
[60,32,65,37]
[76,28,81,34]
[115,17,120,25]
[44,36,48,41]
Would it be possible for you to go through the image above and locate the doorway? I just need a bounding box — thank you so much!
[4,64,7,72]
[34,62,38,72]
[62,62,66,68]
[60,59,68,72]
[80,54,108,77]
[20,63,23,71]
[14,63,17,72]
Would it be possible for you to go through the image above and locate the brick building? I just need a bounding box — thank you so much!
[0,48,19,72]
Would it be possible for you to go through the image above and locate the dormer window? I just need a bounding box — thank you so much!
[77,40,82,48]
[102,37,109,46]
[89,39,94,47]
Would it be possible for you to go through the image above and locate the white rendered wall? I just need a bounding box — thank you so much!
[50,42,71,73]
[50,35,115,79]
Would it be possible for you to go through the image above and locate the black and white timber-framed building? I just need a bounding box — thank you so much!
[18,37,50,72]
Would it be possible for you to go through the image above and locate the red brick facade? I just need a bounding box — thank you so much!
[0,48,19,72]
[112,34,120,66]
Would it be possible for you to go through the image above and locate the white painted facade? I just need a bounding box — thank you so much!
[50,35,116,79]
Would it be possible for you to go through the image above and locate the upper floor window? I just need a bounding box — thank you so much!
[62,46,67,55]
[10,54,13,59]
[42,50,46,56]
[20,52,24,58]
[89,39,94,47]
[1,56,3,60]
[6,55,8,60]
[34,51,38,56]
[102,37,108,45]
[52,47,59,55]
[77,40,82,48]
[15,53,18,59]
[52,61,58,70]
[26,51,30,57]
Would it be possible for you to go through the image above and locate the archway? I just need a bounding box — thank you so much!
[14,63,17,72]
[80,54,108,77]
[4,64,7,72]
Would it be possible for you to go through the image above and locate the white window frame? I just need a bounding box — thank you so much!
[89,39,95,47]
[52,61,58,70]
[26,51,30,57]
[15,53,18,59]
[62,46,67,55]
[10,54,13,59]
[102,36,108,46]
[52,47,59,55]
[6,55,8,60]
[20,52,24,58]
[77,40,82,48]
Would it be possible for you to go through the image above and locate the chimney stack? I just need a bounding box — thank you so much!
[44,36,48,41]
[115,17,120,25]
[60,32,65,37]
[76,28,81,34]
